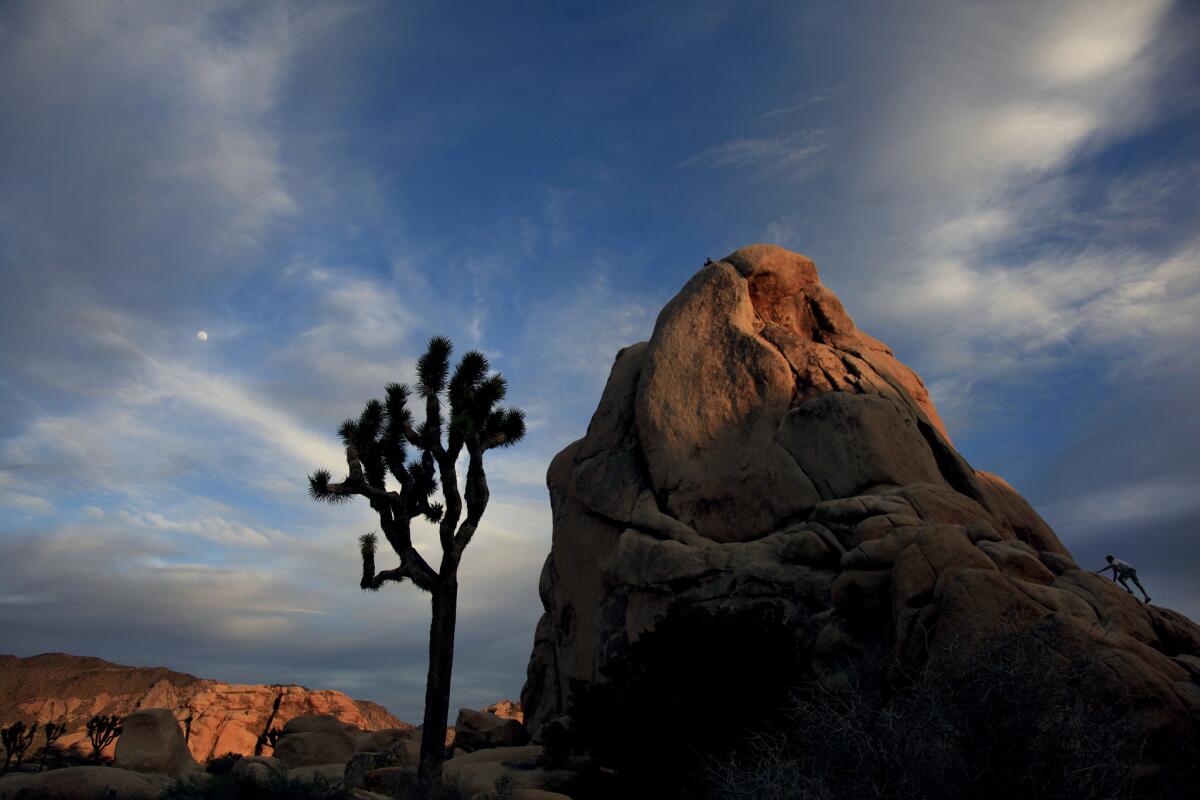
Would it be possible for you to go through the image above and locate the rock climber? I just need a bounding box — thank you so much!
[1095,555,1151,603]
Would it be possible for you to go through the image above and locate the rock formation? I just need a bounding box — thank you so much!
[452,707,530,753]
[0,653,408,761]
[522,245,1200,769]
[113,708,200,777]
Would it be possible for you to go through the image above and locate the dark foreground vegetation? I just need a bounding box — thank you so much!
[542,605,1199,800]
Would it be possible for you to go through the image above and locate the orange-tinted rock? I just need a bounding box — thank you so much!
[114,708,200,776]
[0,653,409,762]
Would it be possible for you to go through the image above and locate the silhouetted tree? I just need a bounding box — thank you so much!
[254,693,284,756]
[1,721,37,773]
[37,721,66,772]
[86,714,122,763]
[308,336,525,787]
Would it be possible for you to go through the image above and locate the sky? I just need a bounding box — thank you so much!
[1,0,1197,723]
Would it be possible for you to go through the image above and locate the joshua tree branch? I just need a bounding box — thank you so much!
[380,521,438,589]
[360,531,437,592]
[453,439,489,556]
[436,451,463,554]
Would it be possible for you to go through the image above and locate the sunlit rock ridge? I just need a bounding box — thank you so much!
[0,653,408,761]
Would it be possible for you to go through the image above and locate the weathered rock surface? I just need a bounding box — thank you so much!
[444,745,575,798]
[343,740,411,792]
[453,708,531,752]
[521,244,1200,772]
[113,707,200,776]
[483,700,524,723]
[0,766,170,800]
[231,755,287,788]
[270,714,417,772]
[0,653,409,761]
[272,715,359,768]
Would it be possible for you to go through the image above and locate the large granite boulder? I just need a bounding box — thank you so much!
[521,245,1200,776]
[113,708,200,777]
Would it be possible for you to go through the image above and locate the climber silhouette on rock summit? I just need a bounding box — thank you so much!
[1096,555,1151,603]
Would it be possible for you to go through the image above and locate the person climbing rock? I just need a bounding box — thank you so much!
[1096,555,1151,603]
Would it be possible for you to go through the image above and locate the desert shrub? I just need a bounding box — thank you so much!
[205,752,243,774]
[558,603,803,797]
[704,625,1198,800]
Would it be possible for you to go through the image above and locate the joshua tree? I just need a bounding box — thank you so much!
[37,722,66,772]
[1,721,37,773]
[86,714,122,763]
[254,693,285,756]
[308,336,525,787]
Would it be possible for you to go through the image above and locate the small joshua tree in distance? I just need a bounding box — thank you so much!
[86,714,122,763]
[308,336,525,787]
[1,721,37,773]
[38,721,66,772]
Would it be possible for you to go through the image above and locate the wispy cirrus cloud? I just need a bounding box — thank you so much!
[676,130,829,172]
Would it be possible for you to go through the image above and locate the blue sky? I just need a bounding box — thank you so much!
[1,0,1197,723]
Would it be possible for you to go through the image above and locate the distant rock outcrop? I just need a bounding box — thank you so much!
[0,653,408,761]
[522,245,1200,770]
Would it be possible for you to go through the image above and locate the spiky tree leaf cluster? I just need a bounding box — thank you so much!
[307,336,525,785]
[308,336,524,592]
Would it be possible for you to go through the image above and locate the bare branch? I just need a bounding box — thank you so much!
[453,439,489,556]
[361,564,435,593]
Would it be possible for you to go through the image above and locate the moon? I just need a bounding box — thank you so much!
[196,331,208,341]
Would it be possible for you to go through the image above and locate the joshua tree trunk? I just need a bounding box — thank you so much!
[418,575,459,785]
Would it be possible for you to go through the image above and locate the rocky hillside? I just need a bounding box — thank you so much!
[522,244,1200,774]
[0,652,408,761]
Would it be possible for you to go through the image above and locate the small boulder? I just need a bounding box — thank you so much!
[443,745,575,797]
[362,766,419,796]
[231,755,287,787]
[351,727,417,756]
[114,708,200,777]
[344,741,411,792]
[483,700,524,723]
[274,715,357,768]
[454,708,531,752]
[290,763,346,784]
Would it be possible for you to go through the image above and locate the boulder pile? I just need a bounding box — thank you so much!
[1,708,561,800]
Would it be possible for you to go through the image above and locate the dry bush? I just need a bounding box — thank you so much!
[705,625,1196,800]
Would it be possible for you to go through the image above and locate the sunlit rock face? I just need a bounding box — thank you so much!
[522,244,1200,760]
[0,653,409,761]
